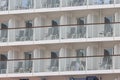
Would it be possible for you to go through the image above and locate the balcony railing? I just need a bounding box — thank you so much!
[63,0,87,7]
[13,60,33,73]
[89,0,114,5]
[10,0,34,10]
[0,0,118,11]
[38,0,60,8]
[0,55,120,74]
[0,22,120,43]
[15,28,33,41]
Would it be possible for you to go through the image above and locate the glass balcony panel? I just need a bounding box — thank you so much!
[60,26,67,39]
[66,26,77,39]
[87,56,113,70]
[24,60,33,73]
[15,28,33,41]
[87,57,101,70]
[24,28,33,41]
[116,0,120,4]
[63,0,86,7]
[61,0,68,7]
[104,0,114,4]
[65,25,86,39]
[41,27,59,40]
[38,0,60,8]
[47,59,59,72]
[7,61,14,73]
[90,0,114,5]
[33,60,41,72]
[33,58,59,73]
[9,29,16,42]
[114,56,120,69]
[39,59,48,72]
[14,0,34,10]
[14,60,33,73]
[34,28,41,41]
[15,29,25,41]
[0,61,7,74]
[60,57,86,71]
[77,25,86,38]
[104,23,113,37]
[114,24,120,37]
[92,24,104,38]
[0,0,8,11]
[35,0,42,8]
[91,24,113,38]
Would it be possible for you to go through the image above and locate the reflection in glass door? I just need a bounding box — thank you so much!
[46,19,60,40]
[49,51,59,71]
[77,17,86,38]
[25,20,33,40]
[100,48,113,69]
[24,51,33,73]
[76,49,86,70]
[104,16,114,37]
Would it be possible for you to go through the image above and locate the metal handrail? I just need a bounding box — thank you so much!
[0,22,120,30]
[1,54,120,61]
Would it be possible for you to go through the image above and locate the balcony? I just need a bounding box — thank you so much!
[1,55,120,75]
[0,22,119,44]
[0,0,118,11]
